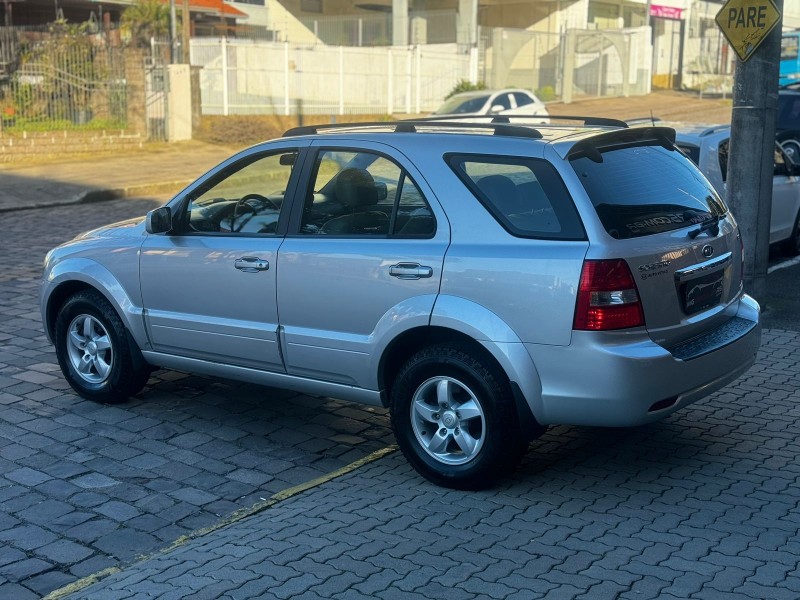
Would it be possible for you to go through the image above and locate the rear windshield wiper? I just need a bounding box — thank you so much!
[688,215,721,239]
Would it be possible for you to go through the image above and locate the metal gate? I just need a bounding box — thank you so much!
[144,57,168,141]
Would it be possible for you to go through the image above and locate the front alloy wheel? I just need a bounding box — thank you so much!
[66,314,114,384]
[410,376,486,466]
[55,290,152,404]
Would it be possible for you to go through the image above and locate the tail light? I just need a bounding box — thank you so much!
[573,259,645,331]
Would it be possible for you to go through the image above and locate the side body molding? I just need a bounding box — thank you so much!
[41,258,149,349]
[430,295,544,422]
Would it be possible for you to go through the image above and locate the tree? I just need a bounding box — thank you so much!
[121,0,172,47]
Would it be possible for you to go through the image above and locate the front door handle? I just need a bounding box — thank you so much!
[389,262,433,280]
[234,257,269,272]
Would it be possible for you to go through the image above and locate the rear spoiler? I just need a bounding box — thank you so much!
[567,127,677,163]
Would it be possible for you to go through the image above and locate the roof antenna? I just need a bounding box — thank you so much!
[651,110,655,126]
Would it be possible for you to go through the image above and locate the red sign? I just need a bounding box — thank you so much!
[650,5,684,19]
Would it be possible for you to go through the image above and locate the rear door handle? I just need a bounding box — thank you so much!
[389,262,433,280]
[234,257,269,272]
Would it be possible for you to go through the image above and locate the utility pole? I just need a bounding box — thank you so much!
[717,0,783,304]
[182,0,190,64]
[170,0,177,64]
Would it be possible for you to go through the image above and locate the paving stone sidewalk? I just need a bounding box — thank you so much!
[0,198,395,599]
[0,141,232,212]
[58,328,800,599]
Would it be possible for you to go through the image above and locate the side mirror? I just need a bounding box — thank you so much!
[146,206,173,234]
[489,104,505,114]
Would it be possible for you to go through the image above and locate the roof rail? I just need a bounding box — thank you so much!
[699,124,730,137]
[543,115,628,128]
[283,120,543,139]
[410,114,628,128]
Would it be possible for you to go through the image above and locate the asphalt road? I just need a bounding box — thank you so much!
[0,195,799,599]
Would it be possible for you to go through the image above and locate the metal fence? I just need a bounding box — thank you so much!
[190,38,473,116]
[0,26,128,132]
[480,25,651,102]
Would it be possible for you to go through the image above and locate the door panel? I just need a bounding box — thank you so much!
[141,237,283,370]
[771,176,797,244]
[140,144,307,371]
[278,141,449,389]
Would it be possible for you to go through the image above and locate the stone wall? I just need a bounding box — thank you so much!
[0,130,144,162]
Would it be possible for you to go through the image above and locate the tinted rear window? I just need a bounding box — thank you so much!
[448,155,585,240]
[570,144,726,240]
[676,143,700,166]
[778,93,800,131]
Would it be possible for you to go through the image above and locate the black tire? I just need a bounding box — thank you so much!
[54,290,152,404]
[390,343,528,490]
[782,210,800,256]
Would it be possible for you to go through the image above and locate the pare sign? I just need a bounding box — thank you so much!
[715,0,781,61]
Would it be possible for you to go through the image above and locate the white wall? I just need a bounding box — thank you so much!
[191,39,471,115]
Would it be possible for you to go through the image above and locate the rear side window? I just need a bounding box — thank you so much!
[447,155,585,240]
[676,143,700,166]
[570,144,727,240]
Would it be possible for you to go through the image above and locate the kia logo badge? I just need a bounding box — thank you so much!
[702,245,714,258]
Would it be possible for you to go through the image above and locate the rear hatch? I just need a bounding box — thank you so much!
[567,127,743,348]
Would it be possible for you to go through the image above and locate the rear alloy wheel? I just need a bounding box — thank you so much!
[390,344,527,490]
[55,290,151,404]
[783,210,800,256]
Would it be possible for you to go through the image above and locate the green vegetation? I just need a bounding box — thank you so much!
[1,117,126,133]
[535,86,557,102]
[121,0,173,47]
[444,80,487,100]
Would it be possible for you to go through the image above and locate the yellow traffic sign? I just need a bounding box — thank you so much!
[716,0,781,61]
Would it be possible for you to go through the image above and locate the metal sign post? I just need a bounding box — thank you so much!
[717,0,783,303]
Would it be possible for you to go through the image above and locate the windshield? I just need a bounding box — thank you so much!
[571,144,727,240]
[434,95,490,115]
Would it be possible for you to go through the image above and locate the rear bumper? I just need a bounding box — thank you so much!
[525,293,761,427]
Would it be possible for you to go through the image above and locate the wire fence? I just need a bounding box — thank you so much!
[0,25,129,132]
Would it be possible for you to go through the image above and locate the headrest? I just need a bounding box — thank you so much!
[477,174,529,215]
[335,168,379,207]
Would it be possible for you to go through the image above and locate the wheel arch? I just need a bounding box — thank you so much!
[42,260,148,349]
[378,324,544,438]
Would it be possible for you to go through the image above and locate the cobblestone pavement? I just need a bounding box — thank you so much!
[0,198,394,598]
[59,328,800,600]
[2,194,800,600]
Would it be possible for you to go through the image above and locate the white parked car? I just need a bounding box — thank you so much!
[433,89,549,123]
[674,124,800,255]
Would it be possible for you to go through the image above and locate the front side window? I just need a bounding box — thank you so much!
[492,94,512,111]
[718,139,789,180]
[448,155,585,240]
[571,144,726,239]
[434,95,490,115]
[185,151,297,235]
[299,150,435,237]
[512,92,534,107]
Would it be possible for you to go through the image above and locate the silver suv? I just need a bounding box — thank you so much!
[41,118,761,489]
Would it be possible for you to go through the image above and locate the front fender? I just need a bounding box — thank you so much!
[41,258,148,349]
[430,295,544,422]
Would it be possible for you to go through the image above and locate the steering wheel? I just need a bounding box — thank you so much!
[782,139,800,165]
[232,194,280,233]
[237,193,279,212]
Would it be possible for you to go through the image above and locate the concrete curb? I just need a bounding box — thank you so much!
[0,179,191,214]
